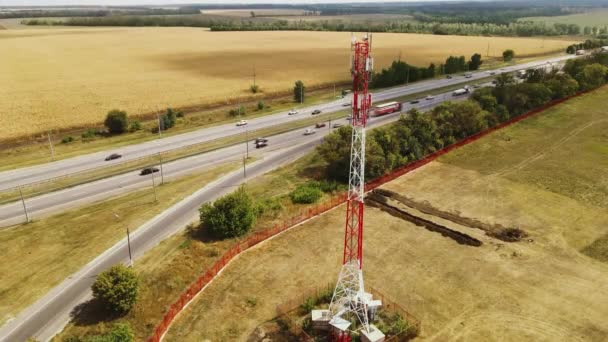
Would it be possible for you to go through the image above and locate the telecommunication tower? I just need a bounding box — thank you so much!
[315,34,384,342]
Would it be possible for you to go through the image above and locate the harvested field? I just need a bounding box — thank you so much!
[163,86,608,341]
[0,28,574,139]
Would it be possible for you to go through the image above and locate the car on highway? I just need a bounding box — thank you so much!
[311,109,322,115]
[342,102,351,107]
[473,84,482,88]
[333,123,344,128]
[254,137,268,144]
[489,71,496,75]
[288,109,298,115]
[410,99,420,104]
[104,153,122,161]
[140,167,159,176]
[304,128,316,136]
[446,75,453,79]
[236,120,248,126]
[255,141,268,148]
[425,95,435,100]
[345,115,352,120]
[464,72,473,78]
[315,122,326,128]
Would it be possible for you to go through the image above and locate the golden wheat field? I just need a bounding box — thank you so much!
[0,27,575,139]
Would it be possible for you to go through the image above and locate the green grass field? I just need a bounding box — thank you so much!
[521,9,608,28]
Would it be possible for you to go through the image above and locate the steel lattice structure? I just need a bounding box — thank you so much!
[328,34,373,336]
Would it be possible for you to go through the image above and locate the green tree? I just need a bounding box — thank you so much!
[468,53,483,71]
[545,74,579,99]
[294,80,305,103]
[160,108,177,130]
[316,126,352,181]
[575,63,608,90]
[199,186,256,239]
[104,110,128,135]
[257,101,265,110]
[92,264,138,314]
[502,49,515,62]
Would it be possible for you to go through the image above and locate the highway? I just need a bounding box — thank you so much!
[0,54,574,191]
[0,92,454,228]
[0,54,575,341]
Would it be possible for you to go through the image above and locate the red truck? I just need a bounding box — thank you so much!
[372,101,402,117]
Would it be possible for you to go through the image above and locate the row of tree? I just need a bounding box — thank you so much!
[209,20,592,37]
[566,39,608,54]
[370,53,483,88]
[318,51,608,183]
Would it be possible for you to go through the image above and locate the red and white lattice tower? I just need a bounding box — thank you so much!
[328,34,374,336]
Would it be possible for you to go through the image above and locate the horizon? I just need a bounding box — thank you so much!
[0,0,478,7]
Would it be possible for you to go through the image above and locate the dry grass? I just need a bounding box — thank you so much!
[202,9,308,17]
[0,28,575,139]
[160,87,608,341]
[0,162,238,327]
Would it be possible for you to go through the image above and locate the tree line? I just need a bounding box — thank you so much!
[318,52,608,182]
[370,53,482,88]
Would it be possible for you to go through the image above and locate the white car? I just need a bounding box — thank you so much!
[236,120,248,126]
[304,128,316,135]
[288,109,298,115]
[425,95,435,100]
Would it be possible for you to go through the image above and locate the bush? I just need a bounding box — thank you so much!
[104,109,128,135]
[250,84,259,93]
[129,120,141,132]
[255,197,283,217]
[503,49,515,62]
[229,105,246,117]
[72,323,134,342]
[257,100,265,110]
[294,80,305,103]
[91,264,139,314]
[160,108,177,130]
[290,183,323,204]
[81,128,97,140]
[61,136,74,144]
[199,186,256,239]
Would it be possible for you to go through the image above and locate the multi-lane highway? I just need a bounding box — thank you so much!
[0,54,576,341]
[0,54,574,191]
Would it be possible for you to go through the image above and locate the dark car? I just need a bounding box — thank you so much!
[315,122,327,128]
[409,100,420,104]
[140,167,159,176]
[255,141,268,149]
[332,123,344,128]
[105,153,122,161]
[254,137,268,144]
[311,109,322,115]
[446,75,453,79]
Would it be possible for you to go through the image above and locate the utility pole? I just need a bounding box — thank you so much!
[252,64,256,88]
[245,128,249,159]
[151,171,157,202]
[243,155,247,178]
[156,111,162,138]
[19,186,29,223]
[126,227,133,267]
[114,212,133,267]
[158,152,164,185]
[47,132,55,161]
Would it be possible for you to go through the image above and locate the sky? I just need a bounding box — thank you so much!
[1,0,458,6]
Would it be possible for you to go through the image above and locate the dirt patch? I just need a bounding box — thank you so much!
[367,191,482,247]
[372,188,528,242]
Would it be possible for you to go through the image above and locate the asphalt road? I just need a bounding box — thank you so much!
[0,88,463,228]
[0,54,575,191]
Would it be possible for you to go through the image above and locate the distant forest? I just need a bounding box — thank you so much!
[13,0,608,38]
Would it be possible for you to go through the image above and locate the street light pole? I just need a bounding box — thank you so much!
[157,111,162,138]
[47,132,55,161]
[245,128,249,159]
[126,227,133,267]
[19,186,29,223]
[158,152,164,185]
[243,155,247,178]
[151,171,157,202]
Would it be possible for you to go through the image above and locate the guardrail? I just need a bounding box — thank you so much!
[147,89,587,341]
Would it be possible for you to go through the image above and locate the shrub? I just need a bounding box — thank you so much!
[502,49,515,62]
[300,297,315,313]
[255,197,283,217]
[290,184,323,204]
[229,105,246,117]
[61,136,74,144]
[250,84,259,93]
[104,109,128,135]
[257,100,265,110]
[199,186,256,239]
[81,128,97,139]
[129,120,141,132]
[91,264,139,314]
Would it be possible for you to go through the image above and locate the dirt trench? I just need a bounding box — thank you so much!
[370,189,527,243]
[367,191,483,247]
